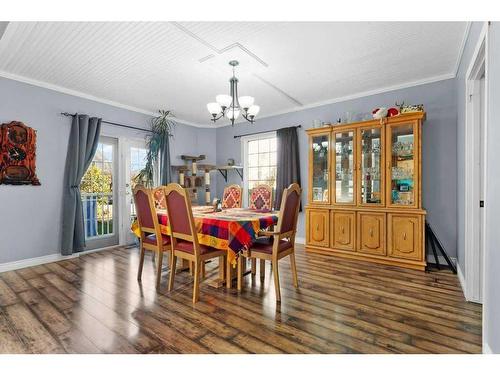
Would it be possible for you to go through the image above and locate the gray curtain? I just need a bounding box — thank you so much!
[275,126,302,210]
[159,134,172,185]
[61,114,102,255]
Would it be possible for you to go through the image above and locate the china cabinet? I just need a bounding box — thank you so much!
[305,112,426,270]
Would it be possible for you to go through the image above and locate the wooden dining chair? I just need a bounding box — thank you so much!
[249,184,273,210]
[222,184,242,209]
[164,183,226,303]
[133,186,172,289]
[237,183,301,302]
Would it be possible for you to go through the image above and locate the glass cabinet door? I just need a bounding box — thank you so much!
[334,130,355,204]
[310,133,330,203]
[359,127,383,205]
[387,122,417,207]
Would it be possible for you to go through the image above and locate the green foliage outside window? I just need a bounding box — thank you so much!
[81,164,112,194]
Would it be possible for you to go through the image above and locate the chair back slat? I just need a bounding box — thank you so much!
[164,184,200,256]
[276,183,302,236]
[133,186,163,246]
[222,184,242,209]
[166,189,192,235]
[134,187,155,231]
[249,184,273,210]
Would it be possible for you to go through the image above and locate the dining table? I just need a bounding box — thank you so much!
[132,206,279,288]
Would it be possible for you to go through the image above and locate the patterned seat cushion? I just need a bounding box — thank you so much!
[222,186,242,209]
[249,186,272,210]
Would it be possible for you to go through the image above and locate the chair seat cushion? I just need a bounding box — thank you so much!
[175,241,218,255]
[144,234,171,246]
[250,237,293,254]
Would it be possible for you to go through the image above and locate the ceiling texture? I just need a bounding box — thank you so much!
[0,22,469,127]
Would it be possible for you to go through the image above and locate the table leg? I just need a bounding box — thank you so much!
[218,256,225,280]
[209,254,251,290]
[226,258,232,289]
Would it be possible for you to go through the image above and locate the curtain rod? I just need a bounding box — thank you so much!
[60,112,173,136]
[233,125,301,139]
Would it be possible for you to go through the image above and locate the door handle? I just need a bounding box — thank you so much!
[403,232,407,240]
[369,228,373,237]
[341,226,344,234]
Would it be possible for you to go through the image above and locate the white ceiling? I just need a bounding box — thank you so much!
[0,22,468,127]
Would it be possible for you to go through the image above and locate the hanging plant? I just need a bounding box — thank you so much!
[134,110,175,188]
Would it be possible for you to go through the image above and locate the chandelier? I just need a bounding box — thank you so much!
[206,60,260,126]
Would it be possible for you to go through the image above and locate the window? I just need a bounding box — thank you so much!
[129,147,148,190]
[81,142,115,239]
[242,132,277,206]
[129,146,148,222]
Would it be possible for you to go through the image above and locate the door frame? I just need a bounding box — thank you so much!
[464,22,489,304]
[118,136,148,246]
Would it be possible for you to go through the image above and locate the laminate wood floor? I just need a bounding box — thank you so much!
[0,245,482,354]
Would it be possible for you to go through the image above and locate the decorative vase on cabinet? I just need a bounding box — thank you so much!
[305,112,426,271]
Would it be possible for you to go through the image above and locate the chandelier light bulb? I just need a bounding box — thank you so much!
[216,94,232,109]
[247,105,260,117]
[238,96,255,110]
[225,108,240,120]
[207,102,222,116]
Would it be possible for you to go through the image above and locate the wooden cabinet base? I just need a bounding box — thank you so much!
[305,245,427,271]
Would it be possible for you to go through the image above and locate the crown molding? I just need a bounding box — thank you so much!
[1,69,457,130]
[0,22,8,40]
[219,72,456,128]
[454,22,472,77]
[0,70,210,129]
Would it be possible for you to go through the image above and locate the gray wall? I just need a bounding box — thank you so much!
[0,76,216,264]
[484,21,500,354]
[216,78,458,258]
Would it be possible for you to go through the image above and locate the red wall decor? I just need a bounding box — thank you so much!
[0,121,41,185]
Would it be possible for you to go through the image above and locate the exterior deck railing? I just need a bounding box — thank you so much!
[82,192,114,239]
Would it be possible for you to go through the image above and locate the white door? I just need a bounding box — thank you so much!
[478,73,486,301]
[121,139,148,246]
[464,32,487,303]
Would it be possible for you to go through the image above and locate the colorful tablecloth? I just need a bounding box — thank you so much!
[132,207,278,266]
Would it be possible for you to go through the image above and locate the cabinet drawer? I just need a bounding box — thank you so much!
[331,211,355,251]
[357,212,386,255]
[388,214,422,260]
[307,209,329,247]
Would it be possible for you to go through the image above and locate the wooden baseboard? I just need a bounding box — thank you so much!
[305,245,426,271]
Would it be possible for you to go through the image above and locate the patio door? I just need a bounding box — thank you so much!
[81,136,119,250]
[122,139,148,246]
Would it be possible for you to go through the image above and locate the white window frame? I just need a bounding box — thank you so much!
[241,131,277,207]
